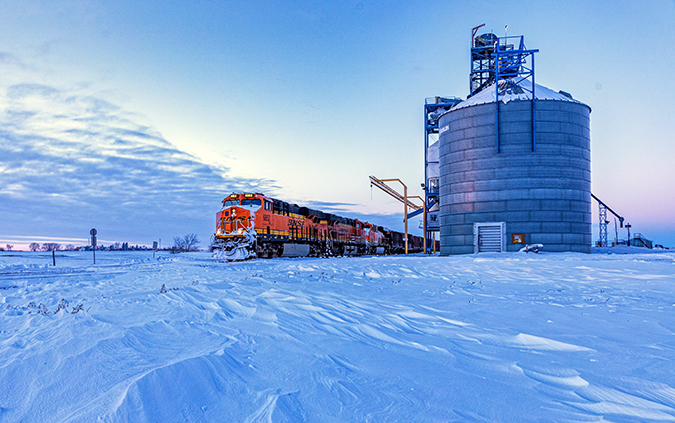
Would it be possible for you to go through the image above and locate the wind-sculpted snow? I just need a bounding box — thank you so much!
[1,251,675,421]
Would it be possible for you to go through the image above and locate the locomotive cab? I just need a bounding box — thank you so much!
[216,194,259,237]
[213,193,268,259]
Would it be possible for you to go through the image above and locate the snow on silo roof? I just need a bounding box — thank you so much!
[450,77,588,111]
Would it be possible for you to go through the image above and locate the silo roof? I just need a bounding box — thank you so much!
[450,77,588,111]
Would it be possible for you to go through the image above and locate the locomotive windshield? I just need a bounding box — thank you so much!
[223,199,239,207]
[241,199,262,206]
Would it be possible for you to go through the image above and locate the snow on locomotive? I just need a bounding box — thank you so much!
[211,192,426,260]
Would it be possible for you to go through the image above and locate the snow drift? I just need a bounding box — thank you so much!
[1,250,675,422]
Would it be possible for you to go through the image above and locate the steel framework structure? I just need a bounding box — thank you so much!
[369,176,424,254]
[591,194,624,247]
[494,36,538,152]
[469,24,494,97]
[469,27,539,153]
[598,202,608,247]
[422,97,460,248]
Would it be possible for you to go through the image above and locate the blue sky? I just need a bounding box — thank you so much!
[1,0,674,249]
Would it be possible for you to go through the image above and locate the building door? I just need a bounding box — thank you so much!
[474,222,505,253]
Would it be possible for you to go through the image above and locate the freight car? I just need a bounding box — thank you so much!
[211,192,434,260]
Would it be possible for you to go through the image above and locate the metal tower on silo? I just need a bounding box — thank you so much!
[470,24,539,152]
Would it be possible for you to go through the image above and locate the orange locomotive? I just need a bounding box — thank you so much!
[212,192,428,260]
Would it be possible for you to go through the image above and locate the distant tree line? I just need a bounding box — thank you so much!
[24,242,157,252]
[29,243,62,251]
[26,243,67,251]
[15,235,202,253]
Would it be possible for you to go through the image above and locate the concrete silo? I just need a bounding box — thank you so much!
[436,30,591,254]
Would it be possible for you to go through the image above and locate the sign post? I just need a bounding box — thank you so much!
[90,228,97,264]
[153,241,158,258]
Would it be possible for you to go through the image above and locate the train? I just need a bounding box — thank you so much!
[211,192,437,260]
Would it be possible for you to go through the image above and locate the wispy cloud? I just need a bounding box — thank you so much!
[0,79,278,245]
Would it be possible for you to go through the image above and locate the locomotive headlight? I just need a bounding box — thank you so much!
[216,229,221,235]
[237,228,244,235]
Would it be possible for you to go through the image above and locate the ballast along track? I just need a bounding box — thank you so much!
[211,193,435,261]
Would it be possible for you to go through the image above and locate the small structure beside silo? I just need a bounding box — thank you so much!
[435,28,592,254]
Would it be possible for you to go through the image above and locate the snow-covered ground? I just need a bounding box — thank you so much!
[1,250,675,422]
